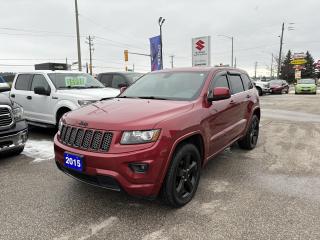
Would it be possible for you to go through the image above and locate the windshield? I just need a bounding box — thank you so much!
[298,79,315,84]
[270,80,283,86]
[48,73,105,89]
[119,71,209,100]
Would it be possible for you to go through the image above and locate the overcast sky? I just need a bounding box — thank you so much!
[0,0,319,76]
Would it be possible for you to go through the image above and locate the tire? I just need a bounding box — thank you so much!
[11,146,25,155]
[161,143,201,208]
[238,115,260,150]
[257,87,263,96]
[56,109,70,129]
[0,146,24,157]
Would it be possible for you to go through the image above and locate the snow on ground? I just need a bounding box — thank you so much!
[22,139,54,163]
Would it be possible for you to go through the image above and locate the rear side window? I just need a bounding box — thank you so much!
[241,74,253,90]
[228,75,244,94]
[210,75,229,90]
[15,74,33,90]
[100,74,113,87]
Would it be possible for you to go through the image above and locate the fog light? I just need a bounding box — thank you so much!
[129,163,149,173]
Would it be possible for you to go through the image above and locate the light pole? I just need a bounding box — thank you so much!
[218,35,234,67]
[158,17,165,69]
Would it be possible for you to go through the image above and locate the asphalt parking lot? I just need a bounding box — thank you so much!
[1,92,320,240]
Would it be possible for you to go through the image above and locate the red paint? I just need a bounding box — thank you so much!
[54,67,260,197]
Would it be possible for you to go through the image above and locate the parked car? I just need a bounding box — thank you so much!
[269,79,289,94]
[10,71,120,128]
[253,79,271,96]
[0,76,10,93]
[0,93,28,156]
[54,67,260,207]
[295,78,317,94]
[97,72,144,89]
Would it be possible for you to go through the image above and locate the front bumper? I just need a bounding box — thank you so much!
[54,134,171,197]
[262,87,272,93]
[0,121,28,153]
[295,88,317,94]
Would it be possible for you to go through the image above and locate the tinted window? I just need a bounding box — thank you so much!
[120,71,208,100]
[241,74,253,90]
[100,74,113,87]
[228,75,244,94]
[210,75,229,90]
[31,75,50,92]
[112,75,127,88]
[15,74,33,91]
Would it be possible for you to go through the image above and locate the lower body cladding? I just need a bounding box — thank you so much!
[54,135,170,197]
[0,123,28,153]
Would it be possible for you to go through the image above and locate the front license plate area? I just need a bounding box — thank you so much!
[64,152,83,171]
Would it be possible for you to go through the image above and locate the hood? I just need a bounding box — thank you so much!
[56,88,120,100]
[64,98,194,130]
[0,93,12,105]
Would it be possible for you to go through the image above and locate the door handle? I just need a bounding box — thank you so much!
[10,94,15,98]
[246,94,251,98]
[26,96,32,100]
[230,100,236,104]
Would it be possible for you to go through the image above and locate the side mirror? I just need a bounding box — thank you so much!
[120,86,127,94]
[34,86,50,96]
[207,87,231,102]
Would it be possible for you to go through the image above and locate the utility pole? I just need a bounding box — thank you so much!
[75,0,82,71]
[270,53,274,78]
[277,22,284,78]
[231,36,234,68]
[234,57,237,68]
[86,35,94,75]
[254,61,258,79]
[170,55,174,68]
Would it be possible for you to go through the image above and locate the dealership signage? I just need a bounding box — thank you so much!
[149,35,162,71]
[192,36,211,67]
[290,59,307,65]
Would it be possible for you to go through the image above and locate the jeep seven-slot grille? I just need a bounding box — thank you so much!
[0,106,13,128]
[60,125,113,152]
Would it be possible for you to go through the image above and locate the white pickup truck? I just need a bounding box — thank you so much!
[10,71,120,128]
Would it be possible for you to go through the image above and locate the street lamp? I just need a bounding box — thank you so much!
[217,35,234,68]
[158,17,165,69]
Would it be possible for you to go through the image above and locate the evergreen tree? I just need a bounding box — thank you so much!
[280,50,295,82]
[301,51,315,78]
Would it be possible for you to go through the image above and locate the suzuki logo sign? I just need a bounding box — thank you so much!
[192,36,211,67]
[195,40,205,51]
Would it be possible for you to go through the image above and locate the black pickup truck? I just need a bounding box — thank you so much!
[0,93,28,156]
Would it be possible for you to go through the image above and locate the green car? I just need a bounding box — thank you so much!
[295,78,317,94]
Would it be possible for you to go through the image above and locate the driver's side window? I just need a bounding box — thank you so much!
[31,74,50,92]
[210,75,229,91]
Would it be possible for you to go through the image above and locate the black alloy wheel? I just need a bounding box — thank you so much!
[161,144,201,207]
[238,115,260,150]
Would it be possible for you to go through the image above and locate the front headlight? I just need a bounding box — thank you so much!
[12,104,24,121]
[78,100,97,106]
[120,129,161,145]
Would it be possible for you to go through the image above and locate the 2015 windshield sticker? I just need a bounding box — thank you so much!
[65,76,87,86]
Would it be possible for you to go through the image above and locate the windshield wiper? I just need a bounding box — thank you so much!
[137,96,168,100]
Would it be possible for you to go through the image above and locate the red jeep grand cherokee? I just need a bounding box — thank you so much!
[54,67,260,207]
